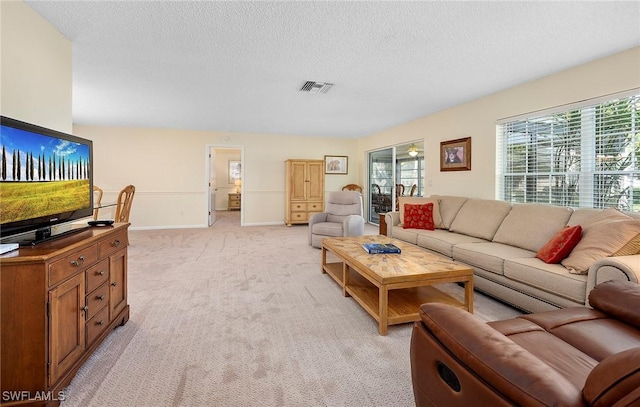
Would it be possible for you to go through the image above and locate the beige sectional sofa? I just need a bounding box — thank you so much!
[384,195,640,313]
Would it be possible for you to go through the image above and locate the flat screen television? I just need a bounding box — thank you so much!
[0,116,94,244]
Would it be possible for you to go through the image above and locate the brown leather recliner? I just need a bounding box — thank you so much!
[410,280,640,407]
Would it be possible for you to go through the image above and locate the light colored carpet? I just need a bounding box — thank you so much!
[60,211,522,407]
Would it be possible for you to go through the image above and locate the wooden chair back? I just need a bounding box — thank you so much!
[114,185,135,223]
[395,184,406,210]
[341,183,363,192]
[409,184,417,197]
[93,185,104,220]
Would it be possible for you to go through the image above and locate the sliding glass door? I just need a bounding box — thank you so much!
[369,148,393,223]
[368,142,424,224]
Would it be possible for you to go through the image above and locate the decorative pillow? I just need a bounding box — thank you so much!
[535,225,582,264]
[613,233,640,256]
[403,203,435,230]
[398,197,443,229]
[561,217,640,274]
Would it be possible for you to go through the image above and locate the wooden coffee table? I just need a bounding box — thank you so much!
[321,235,473,335]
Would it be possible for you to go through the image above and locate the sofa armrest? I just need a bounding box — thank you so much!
[414,303,583,406]
[588,280,640,329]
[384,212,400,236]
[586,254,640,297]
[583,347,640,407]
[343,215,365,237]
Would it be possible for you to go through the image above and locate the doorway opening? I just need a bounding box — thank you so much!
[368,142,424,224]
[206,145,243,226]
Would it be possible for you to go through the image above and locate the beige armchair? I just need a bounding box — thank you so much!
[308,191,365,248]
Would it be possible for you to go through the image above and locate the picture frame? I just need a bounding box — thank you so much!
[440,137,471,171]
[324,155,348,174]
[228,160,241,183]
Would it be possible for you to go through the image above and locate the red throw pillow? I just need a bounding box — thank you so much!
[403,203,435,230]
[536,225,583,264]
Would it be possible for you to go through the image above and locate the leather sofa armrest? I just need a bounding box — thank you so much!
[588,280,640,329]
[583,347,640,407]
[416,303,584,406]
[586,254,640,296]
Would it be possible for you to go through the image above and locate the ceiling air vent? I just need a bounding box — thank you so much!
[300,81,334,94]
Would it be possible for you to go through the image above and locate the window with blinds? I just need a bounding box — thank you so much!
[496,91,640,210]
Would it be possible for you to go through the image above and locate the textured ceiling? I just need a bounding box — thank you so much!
[25,1,640,138]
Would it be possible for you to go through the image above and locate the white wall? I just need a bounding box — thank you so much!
[0,1,72,132]
[359,46,640,200]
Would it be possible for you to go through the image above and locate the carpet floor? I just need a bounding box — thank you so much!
[60,211,522,407]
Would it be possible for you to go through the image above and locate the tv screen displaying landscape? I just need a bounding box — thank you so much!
[0,123,91,226]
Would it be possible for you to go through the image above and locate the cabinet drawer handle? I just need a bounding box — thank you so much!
[81,305,89,312]
[97,320,105,326]
[97,270,105,276]
[111,239,121,247]
[70,256,85,267]
[111,282,117,287]
[97,295,105,301]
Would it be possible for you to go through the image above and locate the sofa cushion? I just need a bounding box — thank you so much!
[391,227,419,245]
[536,225,583,264]
[398,197,443,228]
[310,222,345,237]
[449,199,512,241]
[503,257,587,304]
[403,203,435,230]
[562,209,640,275]
[522,306,640,361]
[453,242,535,276]
[567,208,602,227]
[495,325,598,391]
[493,203,573,252]
[429,195,467,229]
[416,230,486,258]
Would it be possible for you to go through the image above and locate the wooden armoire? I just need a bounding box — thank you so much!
[285,159,325,226]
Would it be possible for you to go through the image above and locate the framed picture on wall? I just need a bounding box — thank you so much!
[440,137,471,171]
[324,155,348,174]
[228,160,241,183]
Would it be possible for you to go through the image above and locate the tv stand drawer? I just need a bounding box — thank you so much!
[49,245,98,286]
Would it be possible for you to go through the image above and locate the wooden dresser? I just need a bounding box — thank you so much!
[0,223,130,407]
[228,192,241,210]
[285,159,325,226]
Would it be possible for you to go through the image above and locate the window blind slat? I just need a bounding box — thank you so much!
[497,93,640,210]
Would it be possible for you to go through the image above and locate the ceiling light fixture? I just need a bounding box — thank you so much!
[407,145,419,157]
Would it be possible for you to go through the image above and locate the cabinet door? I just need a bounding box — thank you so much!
[289,161,308,201]
[307,161,325,201]
[109,249,128,321]
[49,273,85,386]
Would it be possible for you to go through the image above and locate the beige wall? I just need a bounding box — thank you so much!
[359,47,640,200]
[0,1,72,132]
[75,125,360,227]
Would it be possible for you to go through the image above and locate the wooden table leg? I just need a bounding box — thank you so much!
[464,278,474,313]
[342,263,349,297]
[378,285,389,335]
[321,247,327,273]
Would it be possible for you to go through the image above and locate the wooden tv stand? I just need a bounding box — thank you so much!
[1,223,130,407]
